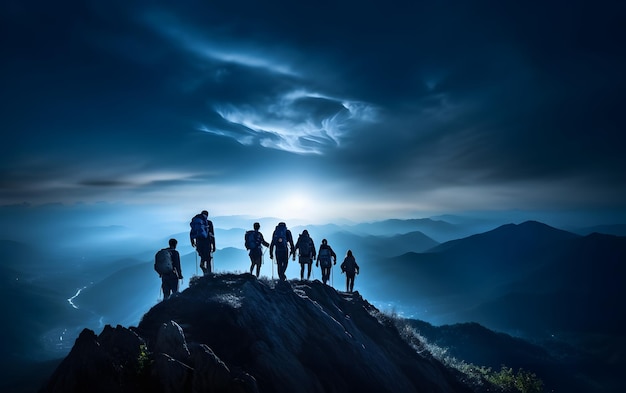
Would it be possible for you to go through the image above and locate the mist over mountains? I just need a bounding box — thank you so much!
[1,207,624,392]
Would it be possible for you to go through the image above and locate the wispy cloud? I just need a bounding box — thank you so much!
[205,91,378,154]
[142,10,380,155]
[142,9,297,77]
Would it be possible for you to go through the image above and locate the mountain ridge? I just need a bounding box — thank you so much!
[41,274,473,393]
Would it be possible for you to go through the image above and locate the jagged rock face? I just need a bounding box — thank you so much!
[138,274,470,393]
[41,325,149,393]
[41,274,471,393]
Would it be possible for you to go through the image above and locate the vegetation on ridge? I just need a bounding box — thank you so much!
[380,310,544,393]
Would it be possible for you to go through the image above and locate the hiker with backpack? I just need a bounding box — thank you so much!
[316,239,337,285]
[154,238,183,300]
[340,250,360,293]
[294,229,316,280]
[245,222,270,278]
[190,210,215,275]
[269,222,295,281]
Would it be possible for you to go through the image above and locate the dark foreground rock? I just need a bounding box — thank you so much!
[41,273,472,393]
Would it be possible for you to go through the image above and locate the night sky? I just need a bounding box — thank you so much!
[2,0,626,225]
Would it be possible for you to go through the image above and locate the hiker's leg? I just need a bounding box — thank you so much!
[199,251,207,274]
[300,263,304,280]
[161,281,168,299]
[201,256,207,274]
[162,279,172,299]
[173,276,179,294]
[198,239,211,274]
[277,259,284,280]
[198,251,205,272]
[278,252,288,280]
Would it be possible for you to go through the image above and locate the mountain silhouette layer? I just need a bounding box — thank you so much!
[40,274,472,393]
[366,221,626,336]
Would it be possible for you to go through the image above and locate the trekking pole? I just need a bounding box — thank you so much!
[261,247,266,276]
[195,249,198,276]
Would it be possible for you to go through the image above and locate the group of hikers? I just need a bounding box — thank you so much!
[154,210,360,300]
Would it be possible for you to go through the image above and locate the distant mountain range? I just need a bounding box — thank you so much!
[2,217,625,392]
[570,223,626,237]
[408,319,622,393]
[363,221,626,338]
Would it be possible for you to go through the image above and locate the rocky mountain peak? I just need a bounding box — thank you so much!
[41,273,471,393]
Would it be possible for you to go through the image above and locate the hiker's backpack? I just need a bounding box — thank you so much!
[245,230,260,250]
[190,214,209,239]
[273,224,288,249]
[318,247,331,267]
[298,234,311,256]
[155,249,174,275]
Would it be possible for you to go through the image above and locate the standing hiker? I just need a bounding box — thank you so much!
[190,210,215,275]
[269,222,295,281]
[316,239,337,285]
[340,249,360,293]
[245,222,270,278]
[295,229,316,280]
[154,238,182,300]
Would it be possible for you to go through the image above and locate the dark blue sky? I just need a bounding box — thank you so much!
[2,0,625,224]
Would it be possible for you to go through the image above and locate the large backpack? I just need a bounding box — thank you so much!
[155,249,174,275]
[298,233,311,256]
[318,247,331,267]
[245,230,260,250]
[273,223,288,250]
[190,214,209,239]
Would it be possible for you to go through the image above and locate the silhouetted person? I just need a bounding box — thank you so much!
[316,239,337,285]
[245,222,269,277]
[340,250,359,293]
[295,229,316,280]
[190,210,215,275]
[154,238,182,300]
[269,222,295,281]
